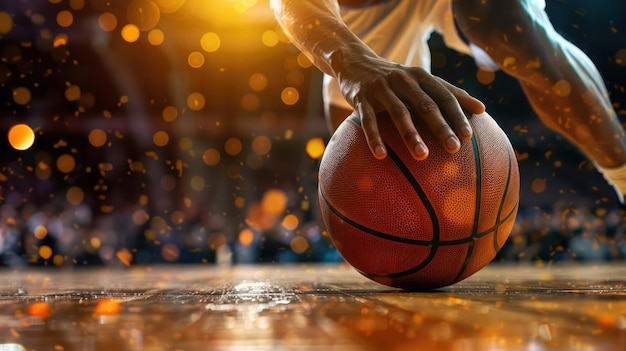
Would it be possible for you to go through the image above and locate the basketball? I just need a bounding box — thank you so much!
[318,111,520,290]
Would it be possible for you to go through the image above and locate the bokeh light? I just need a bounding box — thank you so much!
[0,11,14,34]
[200,32,221,52]
[153,131,170,147]
[281,87,299,105]
[12,87,31,105]
[202,148,221,166]
[188,51,205,68]
[66,186,85,205]
[98,12,118,32]
[261,30,279,47]
[88,129,107,147]
[249,73,268,91]
[252,135,271,155]
[617,48,626,66]
[239,228,255,246]
[148,29,165,45]
[282,214,299,231]
[305,137,326,159]
[187,92,206,111]
[261,189,287,216]
[121,24,141,42]
[56,10,74,27]
[57,154,76,173]
[127,0,161,31]
[224,138,243,156]
[162,106,178,122]
[8,124,35,151]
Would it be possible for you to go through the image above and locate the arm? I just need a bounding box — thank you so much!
[454,0,626,168]
[271,0,485,160]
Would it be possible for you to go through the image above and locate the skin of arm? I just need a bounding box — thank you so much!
[271,0,486,160]
[453,0,626,167]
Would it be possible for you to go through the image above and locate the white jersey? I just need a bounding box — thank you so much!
[325,0,547,109]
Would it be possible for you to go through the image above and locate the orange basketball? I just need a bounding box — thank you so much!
[318,111,520,290]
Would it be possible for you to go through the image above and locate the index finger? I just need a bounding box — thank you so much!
[357,102,388,160]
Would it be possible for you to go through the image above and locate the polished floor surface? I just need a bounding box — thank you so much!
[0,263,625,350]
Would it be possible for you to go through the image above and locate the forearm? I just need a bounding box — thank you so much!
[270,0,378,77]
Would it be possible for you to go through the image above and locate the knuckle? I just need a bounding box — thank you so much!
[403,130,420,143]
[388,103,408,117]
[435,124,452,136]
[418,99,439,114]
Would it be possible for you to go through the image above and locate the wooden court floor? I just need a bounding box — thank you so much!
[0,263,625,351]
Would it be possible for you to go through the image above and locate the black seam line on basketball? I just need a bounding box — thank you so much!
[320,182,517,249]
[358,126,444,280]
[450,132,482,284]
[493,139,514,253]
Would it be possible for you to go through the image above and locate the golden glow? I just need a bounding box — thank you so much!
[88,129,107,147]
[53,34,68,48]
[202,148,220,166]
[531,178,547,193]
[282,214,299,230]
[65,85,81,101]
[34,225,48,240]
[261,30,279,47]
[8,124,35,151]
[616,48,626,66]
[12,87,31,105]
[200,32,221,52]
[238,228,254,246]
[27,302,51,319]
[56,10,74,27]
[290,236,309,254]
[39,245,53,260]
[153,131,170,147]
[235,196,246,208]
[281,87,299,105]
[190,176,205,191]
[98,12,117,32]
[154,0,187,14]
[132,209,150,226]
[162,243,180,262]
[187,92,206,111]
[57,154,76,173]
[121,24,141,42]
[116,249,133,266]
[224,138,243,156]
[0,11,14,34]
[127,0,161,31]
[261,189,287,215]
[241,93,260,111]
[297,53,313,68]
[94,298,121,316]
[162,106,178,122]
[249,73,268,91]
[305,137,326,159]
[188,51,205,68]
[70,0,85,10]
[148,29,165,45]
[66,186,85,205]
[252,135,271,155]
[476,68,495,85]
[90,237,101,249]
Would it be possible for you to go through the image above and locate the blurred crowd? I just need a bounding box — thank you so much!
[1,196,625,269]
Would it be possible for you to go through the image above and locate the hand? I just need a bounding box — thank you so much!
[337,55,485,160]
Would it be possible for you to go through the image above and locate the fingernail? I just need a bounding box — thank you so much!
[374,144,386,158]
[446,136,460,151]
[414,143,428,159]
